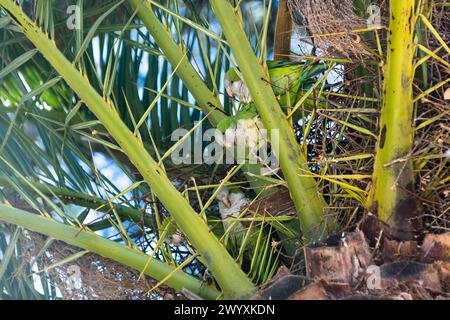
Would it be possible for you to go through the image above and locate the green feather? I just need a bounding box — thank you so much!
[225,68,241,82]
[235,103,257,120]
[216,104,258,132]
[225,60,328,96]
[217,116,237,132]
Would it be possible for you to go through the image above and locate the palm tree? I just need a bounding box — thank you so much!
[0,0,448,300]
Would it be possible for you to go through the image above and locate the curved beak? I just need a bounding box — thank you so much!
[221,196,231,208]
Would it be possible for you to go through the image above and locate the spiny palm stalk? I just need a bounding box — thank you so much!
[0,0,288,298]
[0,0,256,299]
[0,176,150,230]
[368,0,419,239]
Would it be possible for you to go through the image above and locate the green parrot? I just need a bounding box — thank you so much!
[224,60,329,107]
[220,60,328,132]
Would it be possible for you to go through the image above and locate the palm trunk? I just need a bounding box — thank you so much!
[368,0,420,240]
[0,0,256,299]
[274,0,292,60]
[209,0,330,243]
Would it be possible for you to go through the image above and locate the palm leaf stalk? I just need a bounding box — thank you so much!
[368,0,419,239]
[0,177,150,229]
[0,204,220,299]
[127,0,225,125]
[209,0,330,243]
[0,0,256,299]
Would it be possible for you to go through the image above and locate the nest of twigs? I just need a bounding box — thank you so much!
[288,0,374,59]
[413,2,449,235]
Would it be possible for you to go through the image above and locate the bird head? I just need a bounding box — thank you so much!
[216,186,247,209]
[216,187,231,208]
[224,69,253,103]
[225,68,241,83]
[225,68,241,97]
[216,186,249,223]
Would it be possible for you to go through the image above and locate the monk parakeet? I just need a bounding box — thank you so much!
[216,186,257,253]
[225,60,328,106]
[216,103,279,176]
[215,187,273,261]
[221,61,327,175]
